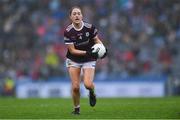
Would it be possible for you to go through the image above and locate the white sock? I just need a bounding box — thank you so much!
[74,105,80,108]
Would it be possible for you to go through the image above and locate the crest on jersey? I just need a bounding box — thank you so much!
[86,32,89,37]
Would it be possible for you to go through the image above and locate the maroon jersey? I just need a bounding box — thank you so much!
[64,22,98,63]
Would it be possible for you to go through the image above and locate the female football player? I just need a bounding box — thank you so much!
[64,6,107,115]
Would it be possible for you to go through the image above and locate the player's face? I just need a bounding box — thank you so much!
[70,8,83,24]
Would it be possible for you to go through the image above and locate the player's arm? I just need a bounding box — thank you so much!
[91,25,107,59]
[67,43,97,58]
[93,35,103,44]
[64,30,87,56]
[67,44,86,56]
[67,44,97,58]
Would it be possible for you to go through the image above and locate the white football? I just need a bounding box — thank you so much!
[92,43,106,58]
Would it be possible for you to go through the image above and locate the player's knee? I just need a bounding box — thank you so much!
[84,82,92,90]
[72,85,80,93]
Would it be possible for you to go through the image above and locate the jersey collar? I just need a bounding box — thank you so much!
[72,21,84,31]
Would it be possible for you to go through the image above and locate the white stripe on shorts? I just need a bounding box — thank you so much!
[66,59,96,68]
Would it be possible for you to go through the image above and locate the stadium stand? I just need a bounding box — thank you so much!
[0,0,180,96]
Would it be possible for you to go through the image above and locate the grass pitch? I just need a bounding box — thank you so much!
[0,97,180,119]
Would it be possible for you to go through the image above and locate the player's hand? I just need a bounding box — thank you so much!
[86,48,98,59]
[100,48,107,59]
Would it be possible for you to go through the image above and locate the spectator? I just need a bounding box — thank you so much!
[0,0,179,82]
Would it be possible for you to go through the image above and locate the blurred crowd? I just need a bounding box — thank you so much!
[0,0,180,91]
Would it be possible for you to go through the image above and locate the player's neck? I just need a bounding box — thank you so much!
[73,23,81,29]
[72,21,84,31]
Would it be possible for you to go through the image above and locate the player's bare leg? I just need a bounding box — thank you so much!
[83,68,96,107]
[68,67,81,114]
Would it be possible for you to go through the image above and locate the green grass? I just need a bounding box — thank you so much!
[0,97,180,119]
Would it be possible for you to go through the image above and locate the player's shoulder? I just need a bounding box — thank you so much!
[65,24,73,32]
[84,22,93,29]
